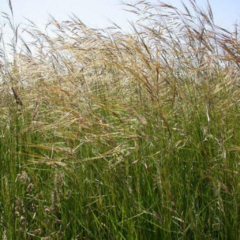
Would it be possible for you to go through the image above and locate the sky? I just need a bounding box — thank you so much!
[0,0,240,33]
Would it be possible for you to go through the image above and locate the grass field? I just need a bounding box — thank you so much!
[1,0,240,239]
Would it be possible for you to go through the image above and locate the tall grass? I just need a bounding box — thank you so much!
[0,0,240,239]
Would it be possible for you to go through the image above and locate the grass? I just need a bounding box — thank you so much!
[0,0,240,239]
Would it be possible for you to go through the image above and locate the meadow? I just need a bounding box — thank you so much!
[0,0,240,239]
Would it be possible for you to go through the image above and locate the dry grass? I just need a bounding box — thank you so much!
[0,0,240,239]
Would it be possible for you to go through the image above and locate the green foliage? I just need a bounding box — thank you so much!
[0,0,240,239]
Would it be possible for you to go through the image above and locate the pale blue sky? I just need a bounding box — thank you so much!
[0,0,240,31]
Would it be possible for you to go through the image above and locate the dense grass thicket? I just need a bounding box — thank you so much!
[1,0,240,239]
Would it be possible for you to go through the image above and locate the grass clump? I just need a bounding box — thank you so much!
[0,0,240,239]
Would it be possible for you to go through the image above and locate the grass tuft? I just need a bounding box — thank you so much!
[0,1,240,239]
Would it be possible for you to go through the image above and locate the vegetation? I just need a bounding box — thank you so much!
[0,0,240,239]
